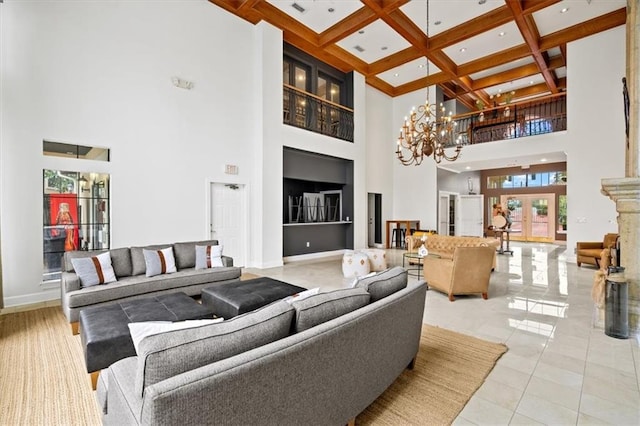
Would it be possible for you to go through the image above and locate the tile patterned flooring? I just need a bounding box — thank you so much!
[245,242,640,425]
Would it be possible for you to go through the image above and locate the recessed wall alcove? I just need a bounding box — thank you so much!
[283,147,353,256]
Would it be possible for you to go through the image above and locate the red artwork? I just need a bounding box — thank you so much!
[49,194,79,251]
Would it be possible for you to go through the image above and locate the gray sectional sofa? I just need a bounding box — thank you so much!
[61,240,241,334]
[96,267,427,425]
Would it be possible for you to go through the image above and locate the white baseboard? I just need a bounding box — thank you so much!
[3,289,61,310]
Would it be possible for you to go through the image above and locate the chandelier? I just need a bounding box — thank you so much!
[395,0,462,166]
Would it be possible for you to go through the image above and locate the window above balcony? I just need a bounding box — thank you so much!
[282,43,354,142]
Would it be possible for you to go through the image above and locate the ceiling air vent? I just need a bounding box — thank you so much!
[354,45,365,53]
[291,3,306,13]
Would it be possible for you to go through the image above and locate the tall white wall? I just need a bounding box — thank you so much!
[365,87,394,244]
[566,26,625,259]
[392,88,439,232]
[0,1,262,306]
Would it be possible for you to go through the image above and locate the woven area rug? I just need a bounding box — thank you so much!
[0,308,505,425]
[357,324,508,425]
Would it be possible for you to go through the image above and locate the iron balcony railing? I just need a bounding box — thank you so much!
[449,93,567,147]
[283,84,354,142]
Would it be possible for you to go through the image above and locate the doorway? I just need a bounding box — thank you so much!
[501,193,555,242]
[209,183,248,267]
[367,193,382,248]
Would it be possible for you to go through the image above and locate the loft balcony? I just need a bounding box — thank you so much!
[451,93,567,146]
[283,84,354,142]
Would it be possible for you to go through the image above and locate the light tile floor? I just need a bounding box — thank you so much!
[244,242,640,425]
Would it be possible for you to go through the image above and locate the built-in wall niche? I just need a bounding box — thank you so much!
[286,186,342,223]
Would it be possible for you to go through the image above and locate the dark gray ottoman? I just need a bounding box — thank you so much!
[201,277,306,319]
[79,292,214,388]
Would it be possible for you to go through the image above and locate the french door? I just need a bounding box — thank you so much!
[501,193,555,242]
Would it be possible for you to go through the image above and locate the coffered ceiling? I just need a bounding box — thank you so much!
[209,0,626,109]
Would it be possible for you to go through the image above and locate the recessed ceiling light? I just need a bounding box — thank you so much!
[529,80,534,85]
[328,7,335,13]
[418,64,424,68]
[459,47,467,53]
[560,7,569,13]
[541,158,548,162]
[434,20,442,26]
[465,166,471,170]
[394,73,399,77]
[498,31,506,37]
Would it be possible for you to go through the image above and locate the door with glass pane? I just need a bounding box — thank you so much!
[501,194,555,242]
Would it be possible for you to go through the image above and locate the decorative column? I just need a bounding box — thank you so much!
[601,1,640,334]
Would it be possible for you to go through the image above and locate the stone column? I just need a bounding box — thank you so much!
[601,178,640,333]
[601,1,640,335]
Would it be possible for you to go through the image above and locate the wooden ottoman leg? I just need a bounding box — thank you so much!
[482,292,488,300]
[71,322,79,335]
[90,371,100,390]
[448,294,455,302]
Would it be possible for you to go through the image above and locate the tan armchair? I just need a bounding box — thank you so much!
[577,233,618,268]
[423,245,495,302]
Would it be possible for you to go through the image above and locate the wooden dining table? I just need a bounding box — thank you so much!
[385,220,420,249]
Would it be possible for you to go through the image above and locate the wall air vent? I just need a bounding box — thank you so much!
[354,45,365,52]
[291,3,306,13]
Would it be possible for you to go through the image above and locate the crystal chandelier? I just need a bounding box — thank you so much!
[395,0,462,166]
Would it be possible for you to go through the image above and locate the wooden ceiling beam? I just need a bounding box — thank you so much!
[466,55,564,94]
[559,44,567,64]
[429,6,513,51]
[253,1,319,45]
[365,75,397,97]
[367,46,423,76]
[458,44,532,78]
[539,8,626,50]
[283,32,353,73]
[506,0,558,93]
[318,8,378,47]
[521,0,562,15]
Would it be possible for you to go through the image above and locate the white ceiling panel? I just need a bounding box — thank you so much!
[443,21,524,64]
[336,19,411,63]
[377,59,442,86]
[547,47,562,57]
[555,66,567,79]
[400,0,505,36]
[266,0,362,33]
[532,0,626,37]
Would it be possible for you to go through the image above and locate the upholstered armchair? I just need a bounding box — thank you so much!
[423,245,495,301]
[576,233,618,268]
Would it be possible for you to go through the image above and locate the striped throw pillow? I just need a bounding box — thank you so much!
[70,252,117,288]
[143,247,177,277]
[195,245,223,269]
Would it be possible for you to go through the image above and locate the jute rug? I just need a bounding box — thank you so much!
[0,308,506,425]
[357,325,508,425]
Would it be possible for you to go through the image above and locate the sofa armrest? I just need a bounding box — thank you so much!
[105,357,143,425]
[221,256,233,267]
[61,271,81,293]
[576,242,604,250]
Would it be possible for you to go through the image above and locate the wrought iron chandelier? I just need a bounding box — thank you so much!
[395,0,462,166]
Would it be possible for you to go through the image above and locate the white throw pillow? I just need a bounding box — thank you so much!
[143,247,177,277]
[283,287,320,304]
[70,251,117,288]
[128,318,224,354]
[351,271,376,288]
[195,245,224,269]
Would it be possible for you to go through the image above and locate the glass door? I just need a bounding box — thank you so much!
[502,193,555,242]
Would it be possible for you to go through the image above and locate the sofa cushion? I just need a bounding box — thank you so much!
[143,248,177,277]
[135,300,295,396]
[64,249,107,273]
[128,318,224,353]
[174,240,219,270]
[291,287,370,333]
[195,245,223,269]
[355,266,408,302]
[109,248,132,278]
[131,245,172,276]
[70,251,117,288]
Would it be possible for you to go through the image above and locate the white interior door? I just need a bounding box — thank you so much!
[210,183,246,267]
[438,191,452,235]
[458,195,484,237]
